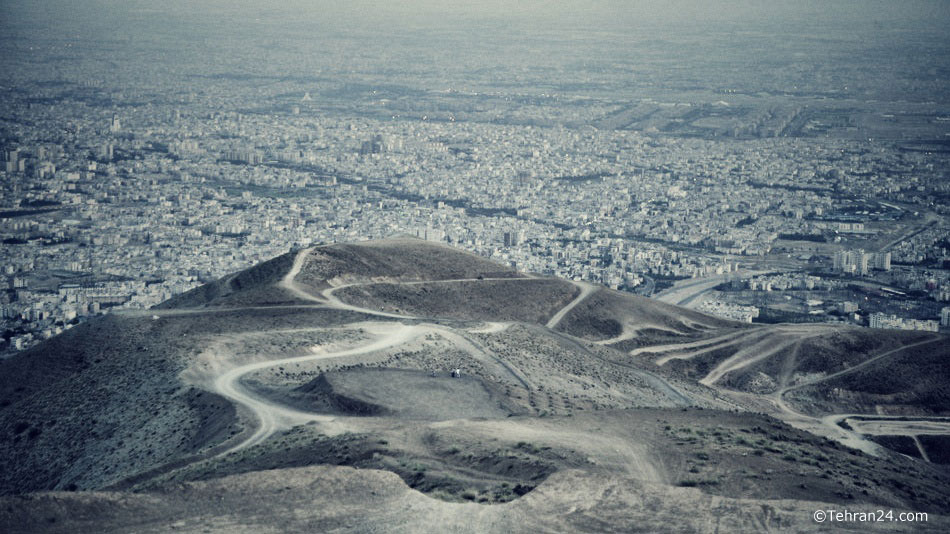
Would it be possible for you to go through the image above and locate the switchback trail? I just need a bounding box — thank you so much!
[213,322,422,455]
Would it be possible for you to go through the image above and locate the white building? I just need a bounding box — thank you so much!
[870,312,939,332]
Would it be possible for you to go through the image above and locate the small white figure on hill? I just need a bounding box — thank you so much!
[451,368,461,378]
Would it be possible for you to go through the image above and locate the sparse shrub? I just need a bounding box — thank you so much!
[512,484,532,496]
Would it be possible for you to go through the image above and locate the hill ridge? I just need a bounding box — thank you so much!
[2,237,948,532]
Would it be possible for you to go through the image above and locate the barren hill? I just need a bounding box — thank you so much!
[2,238,948,532]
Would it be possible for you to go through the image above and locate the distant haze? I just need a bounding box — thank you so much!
[4,1,950,35]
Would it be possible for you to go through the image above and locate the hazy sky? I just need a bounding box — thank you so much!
[4,0,950,37]
[2,0,948,105]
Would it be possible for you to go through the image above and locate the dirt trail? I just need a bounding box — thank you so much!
[843,417,950,436]
[693,324,836,386]
[594,324,689,346]
[764,338,947,455]
[467,322,511,334]
[801,337,942,387]
[700,336,802,386]
[117,304,330,317]
[547,330,692,406]
[277,249,575,327]
[430,325,533,390]
[593,329,639,346]
[187,318,526,460]
[212,322,422,455]
[320,284,418,319]
[197,257,537,457]
[277,248,326,303]
[653,270,767,307]
[653,331,760,366]
[914,436,932,462]
[546,281,597,329]
[321,276,568,322]
[632,329,750,359]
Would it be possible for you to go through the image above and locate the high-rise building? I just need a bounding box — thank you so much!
[857,252,869,275]
[941,307,950,327]
[869,312,887,329]
[833,249,888,274]
[110,114,121,133]
[359,134,402,155]
[872,252,891,271]
[833,250,846,271]
[223,150,263,165]
[2,148,21,172]
[833,250,864,274]
[99,143,114,161]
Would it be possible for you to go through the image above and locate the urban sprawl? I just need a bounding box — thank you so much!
[2,22,949,354]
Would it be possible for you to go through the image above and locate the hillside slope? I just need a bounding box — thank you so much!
[2,237,948,532]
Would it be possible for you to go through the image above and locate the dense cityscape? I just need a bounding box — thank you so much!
[2,2,950,355]
[5,4,950,531]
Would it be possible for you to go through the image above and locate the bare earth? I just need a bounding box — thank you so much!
[1,238,948,533]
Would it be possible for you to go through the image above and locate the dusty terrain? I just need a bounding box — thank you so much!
[1,238,948,533]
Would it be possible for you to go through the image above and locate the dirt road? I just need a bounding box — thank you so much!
[213,322,422,454]
[546,281,596,329]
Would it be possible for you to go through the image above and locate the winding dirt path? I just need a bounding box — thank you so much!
[208,319,532,459]
[194,250,687,459]
[791,337,943,389]
[700,336,802,386]
[467,322,511,334]
[320,284,419,320]
[643,329,752,363]
[433,325,533,390]
[213,322,422,455]
[769,337,946,455]
[593,324,690,346]
[546,281,597,329]
[278,248,326,303]
[318,277,540,321]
